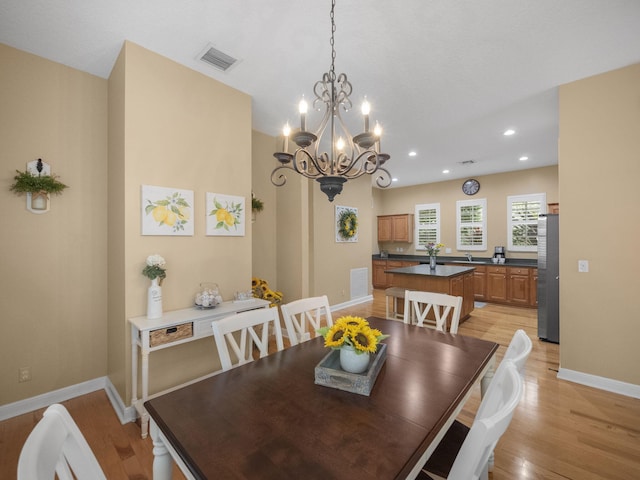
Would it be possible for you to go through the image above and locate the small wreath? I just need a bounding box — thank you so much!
[338,210,358,239]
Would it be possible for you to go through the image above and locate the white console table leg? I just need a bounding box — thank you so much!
[150,419,173,480]
[140,349,150,438]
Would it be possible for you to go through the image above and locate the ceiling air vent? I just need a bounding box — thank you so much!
[199,46,237,72]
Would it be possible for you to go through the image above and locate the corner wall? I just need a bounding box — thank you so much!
[558,63,640,385]
[108,42,253,402]
[0,43,108,405]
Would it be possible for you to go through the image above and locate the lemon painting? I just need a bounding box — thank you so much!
[141,185,194,236]
[206,193,245,236]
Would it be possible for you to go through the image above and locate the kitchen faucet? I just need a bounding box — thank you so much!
[465,252,473,261]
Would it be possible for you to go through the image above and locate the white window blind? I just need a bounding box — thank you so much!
[508,193,546,252]
[415,203,440,250]
[456,198,487,251]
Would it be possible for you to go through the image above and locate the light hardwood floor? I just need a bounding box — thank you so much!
[2,290,639,479]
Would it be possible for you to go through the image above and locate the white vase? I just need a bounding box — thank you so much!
[339,345,370,374]
[147,278,163,319]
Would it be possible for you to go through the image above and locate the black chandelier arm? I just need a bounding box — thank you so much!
[373,167,393,188]
[270,166,290,187]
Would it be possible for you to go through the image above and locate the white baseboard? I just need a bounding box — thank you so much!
[0,377,108,421]
[330,294,373,312]
[558,368,640,399]
[0,376,136,424]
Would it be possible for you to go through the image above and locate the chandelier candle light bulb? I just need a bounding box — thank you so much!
[282,123,291,151]
[299,98,308,131]
[361,98,370,132]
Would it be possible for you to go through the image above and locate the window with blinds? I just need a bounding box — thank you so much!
[456,198,487,250]
[508,193,546,251]
[415,203,440,249]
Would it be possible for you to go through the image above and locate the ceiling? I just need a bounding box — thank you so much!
[2,0,640,189]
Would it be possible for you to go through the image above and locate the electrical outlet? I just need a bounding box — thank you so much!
[445,248,452,254]
[19,366,31,383]
[578,260,589,273]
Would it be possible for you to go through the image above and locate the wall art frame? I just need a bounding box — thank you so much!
[141,185,194,236]
[206,192,246,236]
[336,205,358,243]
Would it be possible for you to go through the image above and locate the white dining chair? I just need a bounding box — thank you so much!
[418,360,524,480]
[280,295,333,346]
[427,328,532,477]
[212,307,287,371]
[17,403,106,480]
[403,290,463,334]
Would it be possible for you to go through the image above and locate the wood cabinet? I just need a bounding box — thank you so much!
[547,203,560,214]
[387,268,475,323]
[372,260,388,289]
[472,265,487,301]
[508,267,530,306]
[486,266,508,302]
[377,214,414,243]
[372,259,418,289]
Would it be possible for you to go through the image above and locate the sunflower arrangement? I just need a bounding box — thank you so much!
[251,277,283,307]
[318,316,389,355]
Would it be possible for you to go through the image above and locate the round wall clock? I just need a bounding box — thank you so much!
[462,178,480,195]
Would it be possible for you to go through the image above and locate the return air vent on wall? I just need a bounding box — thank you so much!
[199,45,238,72]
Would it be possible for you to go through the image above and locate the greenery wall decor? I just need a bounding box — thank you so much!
[10,162,68,196]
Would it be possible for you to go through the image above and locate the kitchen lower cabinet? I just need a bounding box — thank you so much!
[508,267,530,306]
[530,268,538,307]
[372,259,418,288]
[486,266,508,303]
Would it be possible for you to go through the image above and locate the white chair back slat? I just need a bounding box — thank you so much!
[212,307,285,371]
[403,290,463,334]
[280,295,333,346]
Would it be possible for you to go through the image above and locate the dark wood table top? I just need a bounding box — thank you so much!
[145,317,498,480]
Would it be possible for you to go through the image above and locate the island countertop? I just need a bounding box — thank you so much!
[385,264,475,278]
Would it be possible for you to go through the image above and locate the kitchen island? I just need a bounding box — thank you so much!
[385,264,476,323]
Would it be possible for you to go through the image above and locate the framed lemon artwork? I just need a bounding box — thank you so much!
[142,185,194,236]
[206,192,246,236]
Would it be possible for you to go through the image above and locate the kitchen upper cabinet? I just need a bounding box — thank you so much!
[377,214,414,243]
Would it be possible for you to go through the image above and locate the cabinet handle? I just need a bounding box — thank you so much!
[166,327,178,334]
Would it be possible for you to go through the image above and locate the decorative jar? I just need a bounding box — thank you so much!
[339,345,370,374]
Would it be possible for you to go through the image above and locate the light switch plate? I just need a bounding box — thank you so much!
[578,260,589,273]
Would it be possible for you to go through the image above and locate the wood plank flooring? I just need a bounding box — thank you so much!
[2,289,639,479]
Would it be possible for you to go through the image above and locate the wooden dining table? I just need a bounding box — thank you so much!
[145,316,498,480]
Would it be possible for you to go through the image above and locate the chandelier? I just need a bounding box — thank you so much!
[271,0,392,202]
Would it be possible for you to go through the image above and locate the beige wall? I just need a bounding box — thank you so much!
[108,42,254,401]
[558,64,640,385]
[251,130,278,284]
[0,44,108,404]
[377,166,558,260]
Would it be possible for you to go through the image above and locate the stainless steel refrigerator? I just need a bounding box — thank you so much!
[538,214,559,343]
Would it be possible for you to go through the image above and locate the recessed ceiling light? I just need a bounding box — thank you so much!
[503,129,516,136]
[442,169,450,174]
[519,156,529,161]
[408,151,417,157]
[392,178,398,182]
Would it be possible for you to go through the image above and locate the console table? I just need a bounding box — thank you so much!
[128,299,269,438]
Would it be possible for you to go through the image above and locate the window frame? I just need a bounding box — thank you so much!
[507,193,546,252]
[414,203,441,250]
[456,198,487,251]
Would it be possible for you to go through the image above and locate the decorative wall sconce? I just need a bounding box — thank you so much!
[9,158,68,214]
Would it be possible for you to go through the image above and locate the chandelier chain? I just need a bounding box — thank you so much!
[330,0,336,82]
